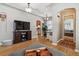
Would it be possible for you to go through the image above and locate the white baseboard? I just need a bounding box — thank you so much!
[75,49,79,52]
[52,43,57,45]
[32,36,37,39]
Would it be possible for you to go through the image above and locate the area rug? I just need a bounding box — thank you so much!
[10,43,65,56]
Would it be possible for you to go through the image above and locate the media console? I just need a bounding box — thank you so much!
[13,20,31,44]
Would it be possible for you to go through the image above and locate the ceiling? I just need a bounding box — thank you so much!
[4,3,54,17]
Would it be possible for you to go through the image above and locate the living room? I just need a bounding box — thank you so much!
[0,3,79,56]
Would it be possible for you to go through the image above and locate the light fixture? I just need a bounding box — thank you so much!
[45,8,49,21]
[46,13,48,20]
[0,12,6,21]
[44,12,49,21]
[25,3,32,13]
[57,12,60,18]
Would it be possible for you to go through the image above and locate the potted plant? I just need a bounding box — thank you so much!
[42,23,48,37]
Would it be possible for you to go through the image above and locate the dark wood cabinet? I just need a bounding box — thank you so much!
[13,20,31,44]
[13,30,31,44]
[64,32,73,37]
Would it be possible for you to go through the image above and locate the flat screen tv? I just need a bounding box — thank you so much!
[14,20,30,30]
[23,22,30,30]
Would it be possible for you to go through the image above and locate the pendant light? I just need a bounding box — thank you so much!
[46,13,48,20]
[25,3,32,13]
[45,8,48,21]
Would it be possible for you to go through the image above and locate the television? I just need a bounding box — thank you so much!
[23,22,30,30]
[14,20,30,30]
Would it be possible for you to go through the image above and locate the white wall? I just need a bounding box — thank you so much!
[0,4,42,43]
[51,3,79,50]
[0,3,79,50]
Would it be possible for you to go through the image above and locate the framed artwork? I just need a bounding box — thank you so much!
[0,12,6,21]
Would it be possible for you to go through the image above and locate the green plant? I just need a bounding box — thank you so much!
[42,23,48,31]
[42,23,48,37]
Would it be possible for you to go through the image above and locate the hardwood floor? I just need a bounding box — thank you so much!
[33,36,79,56]
[0,36,79,56]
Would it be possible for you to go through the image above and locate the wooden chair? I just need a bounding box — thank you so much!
[24,49,37,56]
[38,47,53,56]
[24,47,53,56]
